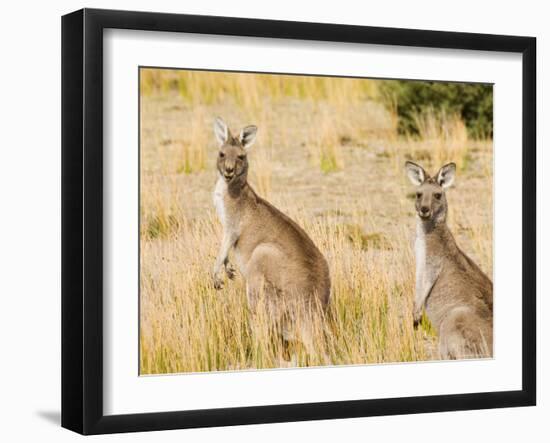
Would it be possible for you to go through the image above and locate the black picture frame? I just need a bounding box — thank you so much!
[62,8,536,435]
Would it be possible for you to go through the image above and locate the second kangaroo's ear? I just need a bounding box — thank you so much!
[214,117,229,146]
[436,162,456,188]
[405,161,426,186]
[239,125,258,150]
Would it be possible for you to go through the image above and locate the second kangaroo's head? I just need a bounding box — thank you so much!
[214,117,258,183]
[405,161,456,223]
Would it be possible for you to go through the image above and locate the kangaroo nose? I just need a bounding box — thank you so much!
[225,166,234,173]
[420,206,430,214]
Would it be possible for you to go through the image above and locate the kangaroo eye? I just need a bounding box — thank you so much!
[434,193,442,200]
[219,152,225,158]
[237,154,245,160]
[416,192,422,199]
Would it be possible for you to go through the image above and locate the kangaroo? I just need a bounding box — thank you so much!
[405,161,493,359]
[211,117,331,347]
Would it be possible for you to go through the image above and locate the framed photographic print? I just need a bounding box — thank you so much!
[61,8,536,435]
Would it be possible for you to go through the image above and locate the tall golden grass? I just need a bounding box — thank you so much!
[139,68,493,374]
[141,69,379,104]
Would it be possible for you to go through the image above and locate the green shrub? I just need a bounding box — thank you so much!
[380,80,493,139]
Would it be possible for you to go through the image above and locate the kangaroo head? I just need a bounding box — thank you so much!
[405,161,456,223]
[214,117,257,183]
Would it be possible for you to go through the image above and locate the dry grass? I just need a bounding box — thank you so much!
[412,108,470,170]
[139,68,493,374]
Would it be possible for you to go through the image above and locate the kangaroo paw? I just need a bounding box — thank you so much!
[225,264,237,280]
[413,306,423,328]
[213,273,225,290]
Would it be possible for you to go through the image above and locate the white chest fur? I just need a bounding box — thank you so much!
[415,221,440,308]
[415,223,427,297]
[212,176,244,274]
[213,176,227,226]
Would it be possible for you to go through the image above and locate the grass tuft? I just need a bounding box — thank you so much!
[343,225,392,251]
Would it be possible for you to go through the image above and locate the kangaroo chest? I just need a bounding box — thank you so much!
[415,224,441,308]
[213,176,249,272]
[213,177,243,236]
[213,176,229,226]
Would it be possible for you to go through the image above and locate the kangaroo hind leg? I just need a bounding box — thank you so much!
[439,307,491,360]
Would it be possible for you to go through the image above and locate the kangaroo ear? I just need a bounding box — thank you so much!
[214,117,229,146]
[239,125,257,150]
[405,161,426,186]
[437,162,456,188]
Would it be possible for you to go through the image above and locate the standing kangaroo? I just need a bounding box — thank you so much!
[405,161,493,359]
[212,117,331,344]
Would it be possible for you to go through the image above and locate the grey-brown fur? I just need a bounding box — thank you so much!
[212,117,330,339]
[405,161,493,359]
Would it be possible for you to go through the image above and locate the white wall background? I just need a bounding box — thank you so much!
[0,0,545,441]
